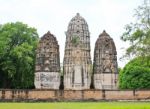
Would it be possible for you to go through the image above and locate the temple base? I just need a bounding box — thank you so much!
[94,73,118,90]
[34,72,60,89]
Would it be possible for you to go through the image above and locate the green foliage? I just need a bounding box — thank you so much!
[119,57,150,89]
[120,2,150,89]
[71,36,80,46]
[121,2,150,60]
[118,67,122,74]
[0,22,39,88]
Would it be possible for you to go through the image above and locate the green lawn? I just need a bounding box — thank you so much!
[0,102,150,109]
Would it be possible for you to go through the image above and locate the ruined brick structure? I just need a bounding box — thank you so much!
[93,30,118,89]
[34,31,60,89]
[63,13,92,90]
[34,14,118,90]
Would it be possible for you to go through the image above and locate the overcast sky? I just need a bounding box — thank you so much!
[0,0,143,67]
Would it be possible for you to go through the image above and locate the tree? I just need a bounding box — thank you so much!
[118,67,122,74]
[0,22,39,88]
[121,1,150,62]
[119,57,150,89]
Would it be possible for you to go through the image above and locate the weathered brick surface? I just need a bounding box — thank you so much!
[0,90,1,99]
[63,90,82,100]
[28,90,56,99]
[4,90,12,99]
[105,90,134,100]
[0,89,150,101]
[135,90,150,99]
[12,90,28,99]
[83,90,103,100]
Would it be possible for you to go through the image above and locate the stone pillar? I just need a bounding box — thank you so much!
[93,30,118,90]
[63,13,92,90]
[34,31,60,89]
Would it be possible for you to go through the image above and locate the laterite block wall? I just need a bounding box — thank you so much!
[0,89,150,101]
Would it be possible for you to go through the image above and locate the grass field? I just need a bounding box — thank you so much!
[0,102,150,109]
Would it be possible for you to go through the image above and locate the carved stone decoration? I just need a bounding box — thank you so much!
[34,31,60,89]
[93,30,118,89]
[63,13,92,90]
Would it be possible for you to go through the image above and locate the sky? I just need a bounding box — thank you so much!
[0,0,143,68]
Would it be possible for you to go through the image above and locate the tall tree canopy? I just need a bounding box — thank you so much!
[119,57,150,89]
[0,22,39,88]
[121,1,150,61]
[119,1,150,89]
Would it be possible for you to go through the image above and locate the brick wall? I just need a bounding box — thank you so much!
[105,90,135,100]
[0,90,2,99]
[135,90,150,100]
[28,90,56,99]
[83,90,103,100]
[0,89,150,101]
[64,90,82,100]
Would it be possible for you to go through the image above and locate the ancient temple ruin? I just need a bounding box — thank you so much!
[63,13,92,90]
[34,31,60,89]
[93,30,118,89]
